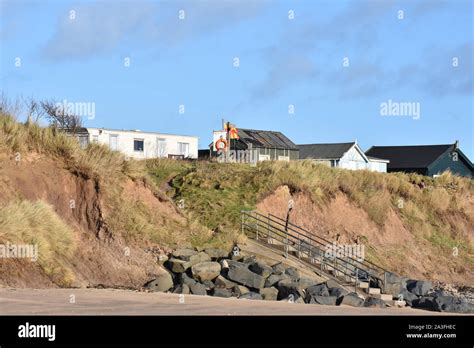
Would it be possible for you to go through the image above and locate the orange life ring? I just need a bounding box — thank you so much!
[215,138,227,151]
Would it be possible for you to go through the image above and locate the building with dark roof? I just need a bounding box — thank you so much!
[366,141,473,177]
[298,141,389,172]
[205,128,299,162]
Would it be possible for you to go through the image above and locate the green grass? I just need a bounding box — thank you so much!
[0,200,76,286]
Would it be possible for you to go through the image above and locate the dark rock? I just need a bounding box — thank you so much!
[242,255,257,265]
[165,258,190,273]
[306,283,330,297]
[265,274,289,287]
[406,279,433,296]
[259,287,279,301]
[364,297,386,308]
[201,280,215,290]
[213,288,233,298]
[227,263,265,289]
[272,262,286,275]
[143,272,173,292]
[172,248,198,260]
[329,287,349,298]
[276,279,305,300]
[191,261,221,282]
[173,284,190,294]
[432,295,474,313]
[239,292,263,300]
[382,272,408,296]
[178,273,197,287]
[306,295,338,306]
[214,275,237,289]
[189,282,207,296]
[204,248,229,260]
[249,261,273,278]
[412,297,435,310]
[284,267,300,280]
[340,292,364,307]
[233,285,250,296]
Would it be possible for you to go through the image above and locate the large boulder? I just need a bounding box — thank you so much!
[166,258,190,273]
[214,275,237,289]
[284,267,300,280]
[432,296,474,313]
[259,287,279,301]
[233,285,250,296]
[329,287,349,298]
[172,248,198,260]
[191,262,221,282]
[178,273,197,287]
[364,297,386,308]
[249,261,273,279]
[201,280,215,290]
[188,281,207,296]
[306,295,338,306]
[227,264,266,289]
[213,288,233,298]
[265,274,289,287]
[340,292,364,307]
[173,284,190,294]
[143,272,173,292]
[306,283,330,297]
[276,279,305,300]
[272,262,286,275]
[205,248,229,260]
[239,292,263,300]
[406,279,433,296]
[412,296,435,310]
[383,272,408,296]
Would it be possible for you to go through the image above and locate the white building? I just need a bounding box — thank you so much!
[298,142,389,173]
[76,127,199,159]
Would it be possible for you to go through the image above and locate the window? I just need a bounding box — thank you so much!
[178,142,189,157]
[259,154,270,161]
[278,155,290,162]
[134,139,144,152]
[109,134,118,151]
[92,135,99,143]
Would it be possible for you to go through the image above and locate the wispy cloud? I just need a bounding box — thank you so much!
[41,0,266,61]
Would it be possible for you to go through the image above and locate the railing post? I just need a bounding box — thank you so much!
[256,214,259,241]
[241,212,245,235]
[383,271,387,294]
[355,267,358,293]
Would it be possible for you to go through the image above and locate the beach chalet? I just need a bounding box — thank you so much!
[366,141,473,177]
[217,128,300,161]
[298,141,389,173]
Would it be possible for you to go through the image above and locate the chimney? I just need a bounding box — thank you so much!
[454,140,459,150]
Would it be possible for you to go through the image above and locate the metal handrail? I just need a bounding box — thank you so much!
[241,211,378,286]
[268,213,388,275]
[254,211,386,277]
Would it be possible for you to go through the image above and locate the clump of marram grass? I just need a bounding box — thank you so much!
[0,200,76,286]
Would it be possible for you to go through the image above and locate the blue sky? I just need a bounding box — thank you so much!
[1,0,473,158]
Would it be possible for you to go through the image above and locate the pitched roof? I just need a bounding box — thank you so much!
[237,129,298,150]
[298,142,356,160]
[366,144,454,169]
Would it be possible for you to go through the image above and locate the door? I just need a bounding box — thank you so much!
[109,134,118,151]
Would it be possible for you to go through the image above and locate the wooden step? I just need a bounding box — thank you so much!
[367,287,381,295]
